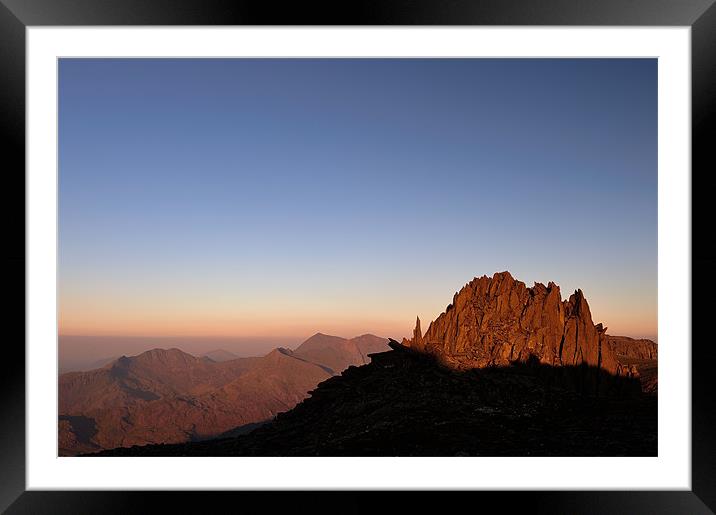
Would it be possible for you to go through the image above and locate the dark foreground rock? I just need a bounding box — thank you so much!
[91,341,656,457]
[616,357,658,394]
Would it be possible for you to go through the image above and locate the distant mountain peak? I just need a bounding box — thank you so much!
[130,348,199,366]
[306,331,335,340]
[293,332,390,374]
[201,349,239,363]
[263,347,295,361]
[140,347,191,356]
[59,340,338,456]
[59,332,390,456]
[352,333,383,340]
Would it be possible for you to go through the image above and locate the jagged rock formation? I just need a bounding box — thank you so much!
[94,341,655,457]
[92,273,657,458]
[402,272,628,380]
[411,317,423,350]
[607,335,658,360]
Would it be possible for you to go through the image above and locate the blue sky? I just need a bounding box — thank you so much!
[59,58,657,344]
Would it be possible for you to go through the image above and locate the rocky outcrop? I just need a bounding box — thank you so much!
[403,272,623,378]
[607,336,658,360]
[605,336,657,394]
[412,317,423,351]
[95,341,655,457]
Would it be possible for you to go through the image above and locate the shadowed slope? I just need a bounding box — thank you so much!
[92,341,655,457]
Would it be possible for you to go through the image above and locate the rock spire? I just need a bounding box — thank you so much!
[403,271,622,376]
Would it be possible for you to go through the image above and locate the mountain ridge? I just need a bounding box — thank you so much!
[59,333,390,455]
[64,272,657,457]
[93,339,656,457]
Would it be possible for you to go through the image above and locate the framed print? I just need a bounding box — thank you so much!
[2,0,715,512]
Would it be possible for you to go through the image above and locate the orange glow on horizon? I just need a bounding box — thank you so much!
[59,271,657,342]
[59,303,657,342]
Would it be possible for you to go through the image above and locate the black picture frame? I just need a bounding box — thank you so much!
[2,1,714,513]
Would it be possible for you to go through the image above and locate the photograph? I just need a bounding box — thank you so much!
[57,57,658,458]
[2,0,712,509]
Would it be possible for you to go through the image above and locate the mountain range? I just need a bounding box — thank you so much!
[75,271,658,457]
[59,333,389,455]
[95,339,656,457]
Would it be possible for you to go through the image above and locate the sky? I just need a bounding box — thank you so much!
[59,58,657,361]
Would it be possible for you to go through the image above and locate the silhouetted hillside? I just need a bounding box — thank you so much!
[92,340,656,457]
